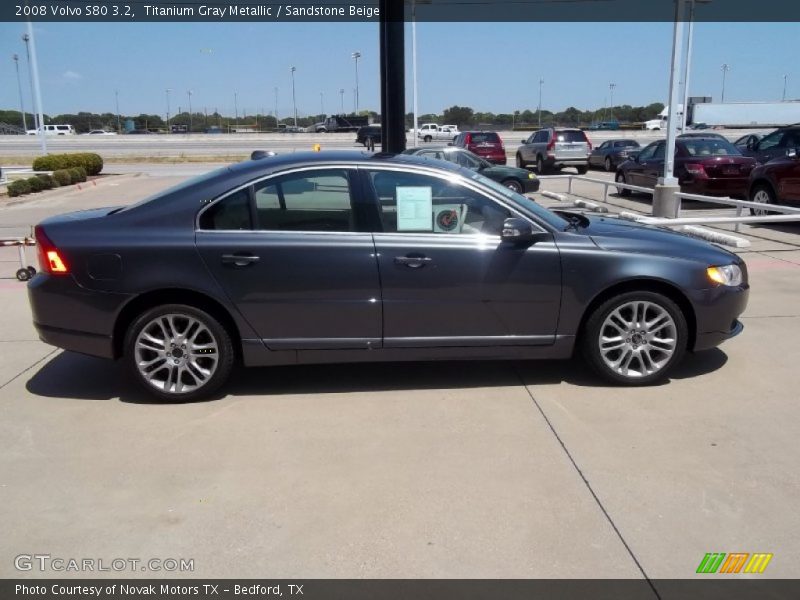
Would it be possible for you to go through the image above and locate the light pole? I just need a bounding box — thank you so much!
[320,91,324,118]
[339,88,345,114]
[609,83,616,120]
[21,34,37,131]
[187,90,193,132]
[115,89,120,133]
[290,66,298,127]
[352,51,361,114]
[234,91,239,130]
[23,25,46,152]
[12,54,27,131]
[721,63,731,103]
[680,0,710,131]
[165,88,171,131]
[273,87,278,125]
[783,74,788,102]
[538,78,544,128]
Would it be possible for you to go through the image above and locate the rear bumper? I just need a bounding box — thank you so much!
[34,322,114,359]
[548,157,589,168]
[682,177,750,199]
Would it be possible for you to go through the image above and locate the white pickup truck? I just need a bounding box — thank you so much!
[414,123,460,142]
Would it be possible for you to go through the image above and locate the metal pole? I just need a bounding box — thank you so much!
[320,91,324,117]
[22,34,37,132]
[273,87,278,124]
[290,67,297,127]
[412,0,419,147]
[340,88,345,114]
[187,90,193,132]
[25,23,46,153]
[115,89,121,133]
[166,88,171,131]
[234,91,239,129]
[721,64,730,103]
[681,1,695,132]
[352,51,361,114]
[13,54,27,131]
[379,0,405,153]
[662,0,685,185]
[783,74,788,102]
[538,78,543,128]
[609,83,616,120]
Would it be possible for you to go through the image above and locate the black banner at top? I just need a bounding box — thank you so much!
[4,0,800,23]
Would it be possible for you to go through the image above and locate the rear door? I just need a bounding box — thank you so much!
[751,130,788,164]
[361,166,562,347]
[195,167,382,350]
[641,141,666,187]
[626,142,657,185]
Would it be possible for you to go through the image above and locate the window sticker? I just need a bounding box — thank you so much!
[396,186,433,231]
[433,204,467,234]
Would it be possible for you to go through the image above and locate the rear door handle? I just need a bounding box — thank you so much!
[221,253,260,267]
[394,255,433,269]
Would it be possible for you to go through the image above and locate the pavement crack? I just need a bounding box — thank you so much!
[514,366,661,599]
[0,349,58,392]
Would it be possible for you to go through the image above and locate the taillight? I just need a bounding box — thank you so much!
[34,225,69,274]
[684,163,707,178]
[584,134,592,151]
[464,133,472,145]
[546,135,556,152]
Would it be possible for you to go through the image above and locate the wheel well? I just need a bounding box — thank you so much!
[576,279,697,351]
[112,289,242,360]
[748,178,775,199]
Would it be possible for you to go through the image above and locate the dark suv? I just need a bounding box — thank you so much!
[741,125,800,164]
[452,131,507,165]
[356,125,381,147]
[516,128,591,174]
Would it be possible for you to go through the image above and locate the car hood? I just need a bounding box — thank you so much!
[578,214,739,265]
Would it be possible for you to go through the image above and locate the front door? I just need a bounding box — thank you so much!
[361,167,562,348]
[195,167,382,350]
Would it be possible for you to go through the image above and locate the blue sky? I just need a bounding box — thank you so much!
[0,21,797,118]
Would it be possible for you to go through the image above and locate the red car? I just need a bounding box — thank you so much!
[452,131,506,165]
[748,148,800,214]
[615,137,756,199]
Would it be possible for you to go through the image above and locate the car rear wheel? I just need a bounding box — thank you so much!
[749,184,776,216]
[516,153,526,168]
[502,179,523,193]
[604,157,613,172]
[423,135,432,143]
[125,304,234,401]
[582,291,687,386]
[536,156,547,174]
[615,172,631,196]
[576,165,588,175]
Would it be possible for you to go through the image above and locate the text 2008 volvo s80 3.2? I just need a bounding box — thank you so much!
[28,151,748,401]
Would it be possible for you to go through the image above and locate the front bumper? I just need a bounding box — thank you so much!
[690,284,749,352]
[523,179,541,193]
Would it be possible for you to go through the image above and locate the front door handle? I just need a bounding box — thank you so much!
[394,255,433,269]
[221,253,260,267]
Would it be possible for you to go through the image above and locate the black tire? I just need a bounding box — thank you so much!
[576,165,588,175]
[502,179,523,193]
[604,157,613,172]
[536,155,547,174]
[423,135,432,143]
[749,183,776,216]
[581,291,688,386]
[27,266,36,277]
[125,304,235,402]
[615,171,631,196]
[16,268,31,282]
[516,153,526,168]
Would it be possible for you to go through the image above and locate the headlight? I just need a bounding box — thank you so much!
[528,173,537,179]
[707,264,743,287]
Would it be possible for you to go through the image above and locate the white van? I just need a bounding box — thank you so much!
[26,124,76,136]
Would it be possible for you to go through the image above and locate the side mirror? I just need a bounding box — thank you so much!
[787,148,798,158]
[628,152,639,163]
[501,218,535,244]
[521,139,527,144]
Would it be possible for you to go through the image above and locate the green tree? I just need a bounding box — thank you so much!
[442,105,474,127]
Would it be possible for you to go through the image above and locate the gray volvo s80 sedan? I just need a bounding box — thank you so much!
[28,151,748,400]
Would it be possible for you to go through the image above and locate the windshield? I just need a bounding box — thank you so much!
[466,170,569,230]
[118,165,231,212]
[615,140,639,148]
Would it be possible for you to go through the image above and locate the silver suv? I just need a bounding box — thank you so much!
[516,128,591,174]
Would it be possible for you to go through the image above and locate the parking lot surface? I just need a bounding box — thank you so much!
[0,165,798,579]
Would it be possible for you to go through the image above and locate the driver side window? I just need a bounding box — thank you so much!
[758,132,783,150]
[638,144,657,161]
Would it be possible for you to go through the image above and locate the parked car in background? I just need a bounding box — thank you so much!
[27,124,76,136]
[740,125,800,164]
[587,121,620,131]
[748,147,800,214]
[28,150,748,400]
[516,128,591,174]
[402,146,539,193]
[588,139,641,171]
[414,123,460,143]
[615,136,756,199]
[85,130,117,136]
[452,131,507,165]
[126,129,153,135]
[678,131,729,142]
[733,133,764,151]
[356,125,381,147]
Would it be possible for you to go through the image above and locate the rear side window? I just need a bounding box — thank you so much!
[555,130,588,143]
[468,132,500,144]
[253,169,354,232]
[199,189,252,231]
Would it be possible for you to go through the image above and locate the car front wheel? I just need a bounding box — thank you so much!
[125,304,234,401]
[516,153,526,168]
[536,156,546,174]
[615,171,631,196]
[502,179,523,193]
[604,157,613,172]
[582,291,687,386]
